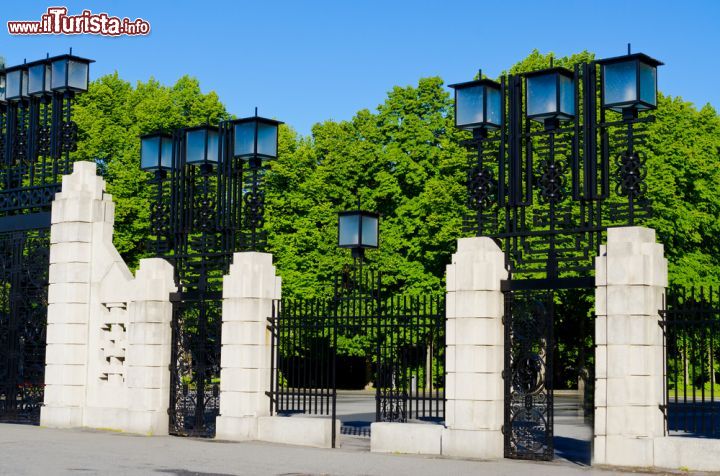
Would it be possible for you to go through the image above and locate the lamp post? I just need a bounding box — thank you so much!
[140,110,282,437]
[450,48,663,277]
[0,51,92,424]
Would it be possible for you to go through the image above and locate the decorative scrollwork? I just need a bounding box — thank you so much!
[150,201,170,236]
[243,189,265,230]
[506,290,552,460]
[615,151,647,199]
[61,120,79,153]
[13,128,27,162]
[36,126,52,156]
[380,393,407,423]
[537,159,566,204]
[468,165,495,209]
[195,197,216,231]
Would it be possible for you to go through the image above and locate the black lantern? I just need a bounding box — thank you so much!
[597,53,662,118]
[338,210,379,259]
[5,65,28,101]
[449,77,502,133]
[185,125,219,167]
[232,114,283,165]
[0,71,6,103]
[27,60,52,97]
[524,67,575,128]
[50,54,92,92]
[140,132,174,172]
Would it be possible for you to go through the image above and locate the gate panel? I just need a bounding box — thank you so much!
[376,295,445,423]
[662,286,720,438]
[268,298,335,417]
[0,230,49,424]
[504,289,554,460]
[169,299,222,437]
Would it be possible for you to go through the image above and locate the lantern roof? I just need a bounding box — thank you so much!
[522,66,574,79]
[448,77,501,90]
[230,115,284,127]
[596,53,663,67]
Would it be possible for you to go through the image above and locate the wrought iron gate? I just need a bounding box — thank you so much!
[453,56,659,460]
[661,285,720,438]
[267,264,445,446]
[0,55,91,424]
[504,289,554,460]
[0,230,50,423]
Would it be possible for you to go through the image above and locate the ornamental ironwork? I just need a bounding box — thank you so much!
[0,53,92,424]
[141,116,282,437]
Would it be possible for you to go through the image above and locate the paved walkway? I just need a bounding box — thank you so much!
[0,423,649,476]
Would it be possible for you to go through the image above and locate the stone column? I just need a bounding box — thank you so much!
[41,161,108,428]
[125,258,175,435]
[442,237,507,459]
[41,161,175,433]
[594,226,667,467]
[215,252,281,441]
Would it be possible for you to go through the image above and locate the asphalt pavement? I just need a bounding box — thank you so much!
[0,393,684,475]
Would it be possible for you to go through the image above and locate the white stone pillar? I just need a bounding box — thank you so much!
[593,226,667,467]
[442,237,507,459]
[41,161,108,428]
[215,252,281,441]
[124,258,175,435]
[41,161,175,434]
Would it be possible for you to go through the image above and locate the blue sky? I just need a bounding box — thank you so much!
[1,1,718,136]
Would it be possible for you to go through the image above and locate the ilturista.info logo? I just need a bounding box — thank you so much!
[7,7,150,36]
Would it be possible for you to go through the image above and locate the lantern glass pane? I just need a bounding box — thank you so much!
[257,122,278,158]
[559,74,574,116]
[141,136,160,170]
[233,122,255,157]
[639,62,657,107]
[28,65,46,95]
[160,137,173,169]
[68,60,88,91]
[6,70,22,99]
[51,59,67,90]
[185,129,206,164]
[456,85,485,127]
[206,129,219,163]
[361,215,378,248]
[486,86,502,126]
[527,74,557,117]
[339,214,360,247]
[603,60,637,105]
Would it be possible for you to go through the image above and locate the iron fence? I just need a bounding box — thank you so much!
[266,267,446,447]
[661,285,720,437]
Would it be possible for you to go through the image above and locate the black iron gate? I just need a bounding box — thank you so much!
[452,54,660,460]
[0,54,91,424]
[503,288,554,460]
[0,230,50,423]
[267,264,445,447]
[168,298,222,437]
[661,285,720,438]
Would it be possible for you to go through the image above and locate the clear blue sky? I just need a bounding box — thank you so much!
[1,1,718,136]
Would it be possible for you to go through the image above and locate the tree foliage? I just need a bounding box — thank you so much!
[72,50,719,292]
[71,73,228,267]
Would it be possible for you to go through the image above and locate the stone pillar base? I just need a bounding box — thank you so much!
[441,428,503,459]
[40,406,84,428]
[215,415,259,441]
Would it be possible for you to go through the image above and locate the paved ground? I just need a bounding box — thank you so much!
[0,393,695,475]
[0,423,655,476]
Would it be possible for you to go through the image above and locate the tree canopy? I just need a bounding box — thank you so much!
[71,50,720,294]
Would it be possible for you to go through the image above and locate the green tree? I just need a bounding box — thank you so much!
[265,77,468,299]
[71,73,228,268]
